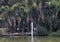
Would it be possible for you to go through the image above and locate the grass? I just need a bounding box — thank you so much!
[0,36,60,42]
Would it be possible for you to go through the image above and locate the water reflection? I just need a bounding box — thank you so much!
[0,36,60,42]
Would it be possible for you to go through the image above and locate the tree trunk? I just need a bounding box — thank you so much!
[50,23,52,32]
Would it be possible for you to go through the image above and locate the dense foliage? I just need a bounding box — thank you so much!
[0,0,60,36]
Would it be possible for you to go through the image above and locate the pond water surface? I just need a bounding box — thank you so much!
[0,36,60,42]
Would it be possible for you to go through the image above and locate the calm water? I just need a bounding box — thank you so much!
[0,36,60,42]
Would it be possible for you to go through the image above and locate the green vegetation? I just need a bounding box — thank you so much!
[36,26,49,36]
[49,31,60,37]
[0,0,60,36]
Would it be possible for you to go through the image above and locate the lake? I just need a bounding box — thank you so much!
[0,36,60,42]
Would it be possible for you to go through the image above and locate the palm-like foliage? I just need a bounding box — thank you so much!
[0,0,60,34]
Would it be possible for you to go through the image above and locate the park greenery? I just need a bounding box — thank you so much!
[0,0,60,36]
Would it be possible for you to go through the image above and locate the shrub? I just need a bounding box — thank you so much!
[49,30,60,37]
[36,26,49,36]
